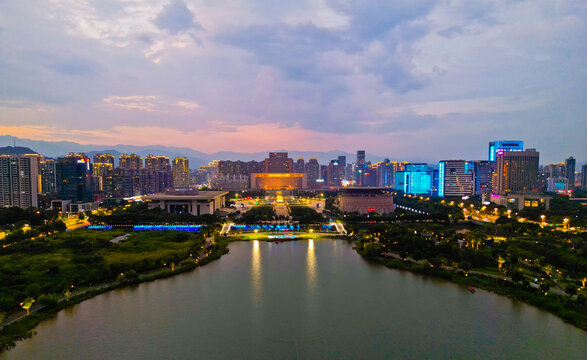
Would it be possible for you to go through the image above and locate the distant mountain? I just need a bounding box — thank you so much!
[0,146,38,155]
[0,135,432,168]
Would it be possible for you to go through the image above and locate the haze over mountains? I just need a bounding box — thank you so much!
[0,135,432,168]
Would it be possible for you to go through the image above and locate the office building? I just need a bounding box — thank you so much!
[146,191,228,216]
[394,163,433,195]
[56,153,93,202]
[0,154,40,208]
[172,157,190,189]
[488,141,524,162]
[471,160,494,195]
[438,160,473,197]
[305,158,320,188]
[326,159,343,187]
[582,164,587,190]
[39,157,57,194]
[493,149,539,195]
[264,152,293,173]
[294,158,305,173]
[565,156,576,190]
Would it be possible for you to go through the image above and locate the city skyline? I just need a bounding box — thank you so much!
[0,1,585,162]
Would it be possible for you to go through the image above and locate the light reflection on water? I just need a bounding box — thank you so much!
[307,240,316,292]
[251,240,262,305]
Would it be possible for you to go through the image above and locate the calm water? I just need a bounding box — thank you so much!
[2,240,585,359]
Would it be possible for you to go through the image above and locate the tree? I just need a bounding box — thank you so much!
[25,283,42,298]
[20,297,35,315]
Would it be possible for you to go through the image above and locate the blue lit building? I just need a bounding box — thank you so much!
[471,160,494,195]
[438,160,473,197]
[488,140,523,162]
[394,163,432,194]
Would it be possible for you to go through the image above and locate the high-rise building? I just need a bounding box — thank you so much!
[394,163,432,195]
[305,158,320,187]
[264,152,292,173]
[56,153,93,202]
[581,164,587,190]
[144,155,171,172]
[493,149,539,195]
[119,154,142,170]
[488,141,524,162]
[294,158,305,173]
[374,159,394,187]
[39,157,57,194]
[471,160,494,195]
[93,154,115,192]
[565,156,576,190]
[172,157,190,189]
[326,159,343,187]
[438,160,473,197]
[143,155,172,193]
[94,153,115,166]
[356,151,365,165]
[0,154,40,208]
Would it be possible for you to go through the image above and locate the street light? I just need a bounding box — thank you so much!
[563,218,569,230]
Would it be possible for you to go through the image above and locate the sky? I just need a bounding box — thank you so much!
[0,0,585,163]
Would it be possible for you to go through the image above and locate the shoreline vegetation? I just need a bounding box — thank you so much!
[1,225,585,352]
[354,246,587,331]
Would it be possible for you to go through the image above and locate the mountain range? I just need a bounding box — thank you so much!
[0,135,435,168]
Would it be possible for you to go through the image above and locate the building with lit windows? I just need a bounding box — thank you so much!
[56,153,93,202]
[305,158,320,188]
[488,140,523,162]
[493,149,539,195]
[565,156,576,190]
[172,157,190,189]
[394,163,433,195]
[264,152,293,173]
[39,157,57,194]
[119,154,142,170]
[471,160,494,195]
[438,160,473,197]
[0,154,41,208]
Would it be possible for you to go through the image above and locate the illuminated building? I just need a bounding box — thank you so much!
[355,150,367,185]
[144,155,172,193]
[172,157,190,189]
[326,159,343,187]
[438,160,473,197]
[490,193,552,211]
[56,153,92,202]
[39,157,56,194]
[0,154,40,208]
[146,191,228,215]
[374,159,394,187]
[94,153,114,166]
[565,156,576,190]
[337,187,394,214]
[547,177,568,192]
[493,149,539,195]
[488,140,523,162]
[264,152,293,173]
[305,158,320,188]
[581,164,587,190]
[250,173,307,190]
[119,154,142,170]
[394,163,432,195]
[471,160,494,195]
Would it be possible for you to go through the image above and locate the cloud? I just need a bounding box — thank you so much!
[103,95,159,112]
[154,0,202,34]
[0,0,584,163]
[175,100,200,110]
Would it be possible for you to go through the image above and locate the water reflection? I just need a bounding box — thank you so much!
[251,240,262,305]
[307,240,316,292]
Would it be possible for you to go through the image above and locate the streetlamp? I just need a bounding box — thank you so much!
[507,209,512,218]
[540,215,546,227]
[563,218,569,230]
